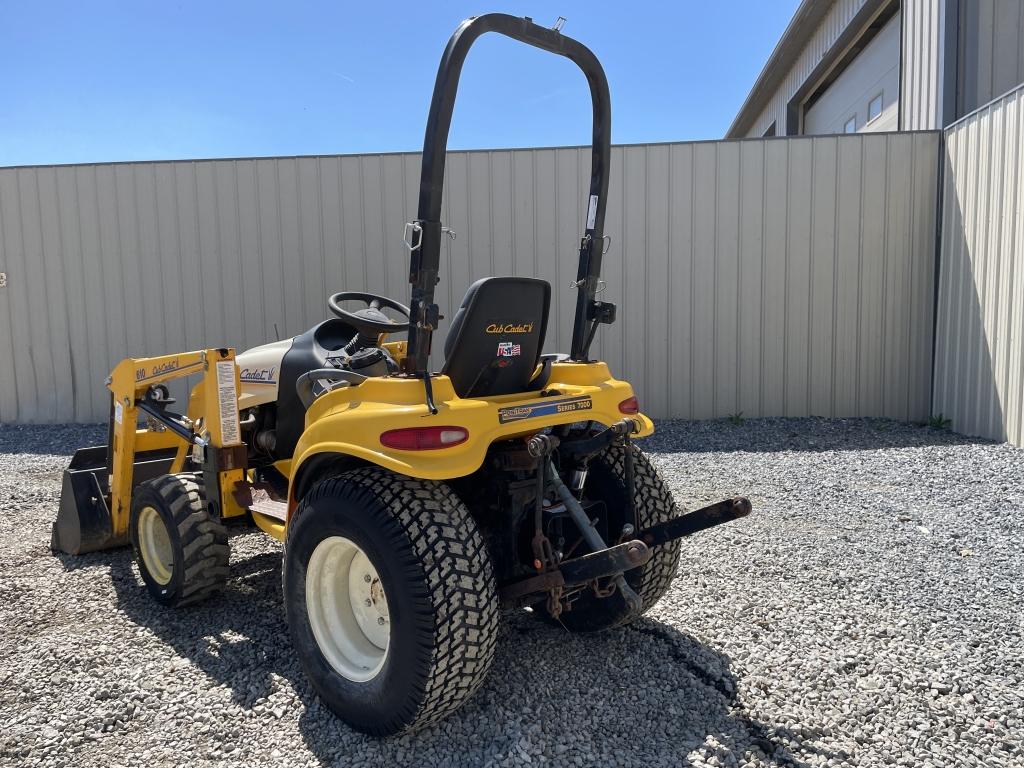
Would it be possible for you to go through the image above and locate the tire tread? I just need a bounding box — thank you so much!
[289,467,499,733]
[139,473,230,607]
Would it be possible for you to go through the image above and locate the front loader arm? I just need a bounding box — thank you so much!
[106,348,244,541]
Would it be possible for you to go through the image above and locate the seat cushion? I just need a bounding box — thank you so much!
[442,276,550,398]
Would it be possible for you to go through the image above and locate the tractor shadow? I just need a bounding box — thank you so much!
[89,536,833,767]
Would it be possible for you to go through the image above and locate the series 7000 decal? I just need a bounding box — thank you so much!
[497,396,593,424]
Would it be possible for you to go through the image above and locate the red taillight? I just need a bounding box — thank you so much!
[618,396,640,414]
[380,426,469,450]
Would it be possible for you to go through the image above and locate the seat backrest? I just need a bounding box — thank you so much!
[442,277,550,398]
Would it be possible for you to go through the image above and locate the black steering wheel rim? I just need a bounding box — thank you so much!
[327,291,411,333]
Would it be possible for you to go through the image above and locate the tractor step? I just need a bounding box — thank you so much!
[249,497,287,521]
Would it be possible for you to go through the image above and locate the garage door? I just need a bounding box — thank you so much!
[804,11,901,135]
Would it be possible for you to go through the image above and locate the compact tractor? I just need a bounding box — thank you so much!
[52,14,751,735]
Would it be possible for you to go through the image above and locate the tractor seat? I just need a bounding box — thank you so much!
[442,276,550,398]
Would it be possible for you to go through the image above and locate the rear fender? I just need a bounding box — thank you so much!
[285,366,652,519]
[288,451,369,516]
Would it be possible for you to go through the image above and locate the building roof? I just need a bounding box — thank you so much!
[726,0,836,137]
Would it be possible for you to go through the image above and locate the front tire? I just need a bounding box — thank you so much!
[129,473,230,607]
[283,467,500,736]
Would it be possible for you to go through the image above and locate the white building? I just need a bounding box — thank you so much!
[727,0,1024,137]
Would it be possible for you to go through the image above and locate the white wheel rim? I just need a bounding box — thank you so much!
[138,505,173,585]
[306,536,390,682]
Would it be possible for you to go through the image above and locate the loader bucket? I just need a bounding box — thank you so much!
[51,445,178,555]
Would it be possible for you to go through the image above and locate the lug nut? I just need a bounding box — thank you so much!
[364,598,372,607]
[377,617,386,625]
[364,574,372,583]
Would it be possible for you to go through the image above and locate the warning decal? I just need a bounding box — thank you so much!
[215,360,242,446]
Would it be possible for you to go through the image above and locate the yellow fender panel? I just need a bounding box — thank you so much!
[289,363,652,502]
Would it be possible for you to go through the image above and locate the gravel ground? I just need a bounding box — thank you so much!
[1,417,1022,768]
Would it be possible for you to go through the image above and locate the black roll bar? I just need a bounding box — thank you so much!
[403,14,612,378]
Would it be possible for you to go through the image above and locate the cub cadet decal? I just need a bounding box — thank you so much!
[497,342,521,358]
[134,358,205,383]
[486,322,534,334]
[136,358,179,381]
[497,396,593,424]
[240,366,277,384]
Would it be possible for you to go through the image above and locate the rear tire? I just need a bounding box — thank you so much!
[541,443,681,632]
[283,467,500,736]
[129,473,230,607]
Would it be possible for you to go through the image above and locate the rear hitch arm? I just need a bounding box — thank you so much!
[639,497,753,547]
[500,538,651,604]
[504,422,753,614]
[546,457,643,614]
[499,493,753,607]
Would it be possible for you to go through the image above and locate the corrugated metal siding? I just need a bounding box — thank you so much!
[956,0,1024,120]
[0,132,940,424]
[900,0,946,130]
[934,85,1024,445]
[746,0,871,137]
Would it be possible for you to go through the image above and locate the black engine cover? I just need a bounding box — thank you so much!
[275,318,358,459]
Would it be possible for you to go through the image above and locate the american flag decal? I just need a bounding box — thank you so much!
[497,342,522,357]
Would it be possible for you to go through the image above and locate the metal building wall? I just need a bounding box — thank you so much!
[900,0,947,130]
[956,0,1024,120]
[0,132,940,424]
[745,0,871,137]
[803,9,902,134]
[934,85,1024,446]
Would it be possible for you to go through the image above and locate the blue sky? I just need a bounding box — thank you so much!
[1,2,799,167]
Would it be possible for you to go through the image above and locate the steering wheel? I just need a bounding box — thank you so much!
[327,291,411,334]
